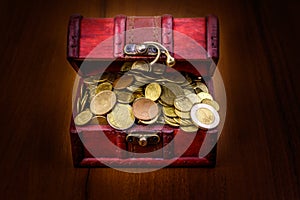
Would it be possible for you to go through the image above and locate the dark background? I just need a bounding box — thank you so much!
[0,0,299,199]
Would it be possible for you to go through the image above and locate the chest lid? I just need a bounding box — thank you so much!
[67,14,219,77]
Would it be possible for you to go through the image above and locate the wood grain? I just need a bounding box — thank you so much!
[0,0,299,199]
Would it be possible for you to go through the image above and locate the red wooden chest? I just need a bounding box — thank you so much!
[67,14,219,168]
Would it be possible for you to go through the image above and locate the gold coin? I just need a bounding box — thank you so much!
[95,82,112,93]
[174,96,193,112]
[158,99,169,107]
[183,89,194,95]
[89,116,108,125]
[107,104,135,130]
[196,108,215,125]
[74,109,93,126]
[131,61,150,71]
[197,92,213,102]
[180,125,198,132]
[164,118,180,127]
[139,114,159,125]
[202,99,220,111]
[145,83,161,101]
[133,91,144,99]
[174,109,190,119]
[121,62,132,72]
[173,118,193,126]
[190,103,220,130]
[164,83,185,97]
[186,93,201,105]
[132,98,159,120]
[162,106,177,117]
[194,82,209,93]
[116,91,134,104]
[160,85,176,106]
[90,90,117,115]
[113,74,134,90]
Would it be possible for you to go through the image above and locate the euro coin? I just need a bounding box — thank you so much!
[121,62,132,72]
[190,103,220,130]
[131,61,150,71]
[145,83,161,101]
[160,85,176,106]
[202,99,220,111]
[132,97,159,120]
[197,92,213,102]
[173,118,193,126]
[116,91,134,104]
[162,106,177,117]
[107,104,135,130]
[74,109,93,126]
[174,96,193,112]
[186,93,201,104]
[113,74,134,90]
[89,116,108,125]
[194,82,209,93]
[174,109,190,119]
[139,114,159,125]
[95,82,112,93]
[180,125,199,132]
[90,90,117,115]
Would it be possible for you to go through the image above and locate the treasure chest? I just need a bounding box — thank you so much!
[67,14,220,168]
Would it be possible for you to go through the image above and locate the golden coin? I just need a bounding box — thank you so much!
[89,116,108,125]
[90,90,117,115]
[74,109,93,126]
[186,93,201,105]
[113,74,134,90]
[160,85,176,106]
[95,82,112,93]
[164,83,185,97]
[173,118,193,126]
[190,103,220,129]
[180,125,199,132]
[139,114,159,125]
[174,96,193,112]
[131,61,150,71]
[183,89,194,95]
[162,106,177,118]
[164,117,180,127]
[202,99,220,111]
[196,108,215,125]
[158,99,169,107]
[174,109,190,119]
[197,92,213,102]
[145,83,161,101]
[107,104,135,130]
[133,91,144,99]
[194,82,209,93]
[132,97,159,120]
[121,62,132,72]
[116,91,134,104]
[163,115,177,124]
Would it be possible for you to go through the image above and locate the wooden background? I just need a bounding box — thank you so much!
[0,0,299,199]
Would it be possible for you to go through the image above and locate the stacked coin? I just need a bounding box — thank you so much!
[74,61,220,132]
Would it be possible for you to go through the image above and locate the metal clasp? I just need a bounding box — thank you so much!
[124,41,175,67]
[126,133,161,147]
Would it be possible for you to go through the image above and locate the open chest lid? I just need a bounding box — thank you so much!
[67,14,219,77]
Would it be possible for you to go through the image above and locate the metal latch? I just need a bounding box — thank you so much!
[124,41,175,67]
[126,133,161,147]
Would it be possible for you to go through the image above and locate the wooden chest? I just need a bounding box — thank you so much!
[67,14,219,168]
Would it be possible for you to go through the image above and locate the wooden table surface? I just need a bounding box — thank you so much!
[0,0,299,199]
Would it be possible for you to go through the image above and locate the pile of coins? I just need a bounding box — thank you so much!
[74,61,220,132]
